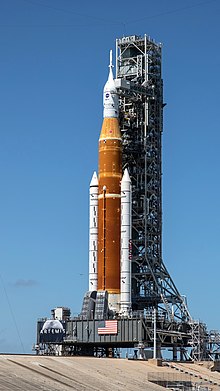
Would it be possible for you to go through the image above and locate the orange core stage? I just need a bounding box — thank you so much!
[97,117,122,294]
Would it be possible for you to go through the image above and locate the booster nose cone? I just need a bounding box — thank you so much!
[103,50,119,118]
[90,171,98,187]
[121,168,131,184]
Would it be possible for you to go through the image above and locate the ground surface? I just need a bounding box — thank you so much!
[0,355,220,390]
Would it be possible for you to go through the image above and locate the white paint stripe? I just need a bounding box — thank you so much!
[98,194,121,199]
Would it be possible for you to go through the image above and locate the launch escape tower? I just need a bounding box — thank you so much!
[115,35,190,322]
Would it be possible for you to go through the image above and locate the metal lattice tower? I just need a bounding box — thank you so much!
[115,35,190,322]
[188,321,208,361]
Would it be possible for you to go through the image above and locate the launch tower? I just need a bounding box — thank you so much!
[115,35,189,322]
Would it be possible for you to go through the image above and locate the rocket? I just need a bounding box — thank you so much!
[89,51,132,315]
[97,50,122,312]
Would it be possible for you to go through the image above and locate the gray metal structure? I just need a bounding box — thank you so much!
[115,35,190,323]
[36,313,190,358]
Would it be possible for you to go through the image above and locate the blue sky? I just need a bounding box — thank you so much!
[0,0,219,353]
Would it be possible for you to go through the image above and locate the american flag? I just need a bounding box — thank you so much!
[98,320,118,335]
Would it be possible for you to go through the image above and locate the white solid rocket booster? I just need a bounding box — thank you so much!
[89,171,98,291]
[120,168,132,315]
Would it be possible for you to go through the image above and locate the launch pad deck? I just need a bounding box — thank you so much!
[2,355,220,391]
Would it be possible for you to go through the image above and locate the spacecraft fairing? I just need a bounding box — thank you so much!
[89,50,132,315]
[103,49,119,118]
